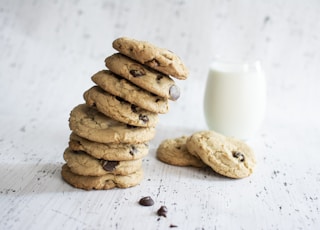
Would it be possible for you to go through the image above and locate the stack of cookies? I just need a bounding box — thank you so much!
[61,37,188,190]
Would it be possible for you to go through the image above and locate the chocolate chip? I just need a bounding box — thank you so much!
[169,224,178,228]
[131,104,138,113]
[232,151,245,162]
[155,98,160,103]
[139,114,149,123]
[139,196,154,206]
[129,145,137,155]
[130,69,145,77]
[101,160,119,171]
[157,206,168,217]
[169,85,180,101]
[156,74,164,81]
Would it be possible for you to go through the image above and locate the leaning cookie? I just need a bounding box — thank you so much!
[156,136,207,168]
[105,53,180,101]
[63,148,142,176]
[69,133,149,161]
[186,131,256,179]
[69,104,156,144]
[84,86,158,128]
[112,37,189,80]
[92,70,169,114]
[61,164,143,190]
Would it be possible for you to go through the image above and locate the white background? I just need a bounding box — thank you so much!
[2,0,320,128]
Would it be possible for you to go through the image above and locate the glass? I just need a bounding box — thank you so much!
[203,58,266,140]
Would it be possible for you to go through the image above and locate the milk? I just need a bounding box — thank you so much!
[204,60,266,140]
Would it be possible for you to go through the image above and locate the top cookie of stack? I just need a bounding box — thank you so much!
[111,37,188,80]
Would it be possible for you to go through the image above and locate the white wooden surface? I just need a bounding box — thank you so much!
[1,0,320,229]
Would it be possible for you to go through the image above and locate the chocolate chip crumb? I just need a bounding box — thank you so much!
[170,224,178,228]
[157,206,168,217]
[139,196,154,206]
[232,151,245,162]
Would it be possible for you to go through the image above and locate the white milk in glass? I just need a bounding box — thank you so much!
[204,59,266,140]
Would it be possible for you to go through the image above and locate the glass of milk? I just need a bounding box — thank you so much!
[204,58,266,140]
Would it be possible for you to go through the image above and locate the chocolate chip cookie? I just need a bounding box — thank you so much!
[69,104,156,144]
[156,136,206,168]
[63,148,142,176]
[84,86,158,127]
[61,164,143,190]
[112,37,188,80]
[69,133,149,161]
[186,131,256,178]
[92,70,169,114]
[105,53,180,101]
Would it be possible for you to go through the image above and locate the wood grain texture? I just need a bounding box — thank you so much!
[0,0,320,229]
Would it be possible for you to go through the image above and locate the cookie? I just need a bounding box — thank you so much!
[69,133,149,161]
[69,104,156,144]
[84,86,158,127]
[186,131,256,178]
[112,37,188,80]
[92,70,169,114]
[105,53,180,101]
[61,164,143,190]
[63,148,142,176]
[156,136,206,168]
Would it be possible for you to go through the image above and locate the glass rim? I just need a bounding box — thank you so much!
[209,55,263,73]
